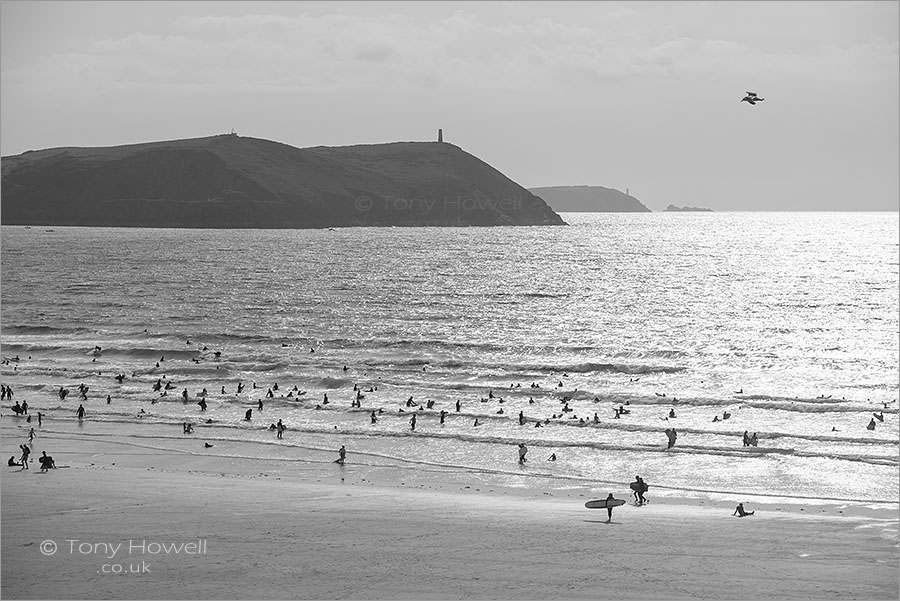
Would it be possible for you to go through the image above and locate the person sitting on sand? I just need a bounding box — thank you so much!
[733,503,754,517]
[8,456,21,467]
[866,418,876,430]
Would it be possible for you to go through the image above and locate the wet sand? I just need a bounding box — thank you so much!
[1,425,897,600]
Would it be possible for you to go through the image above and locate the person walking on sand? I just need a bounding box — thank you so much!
[605,493,618,523]
[39,451,55,472]
[336,445,346,464]
[76,404,85,421]
[518,443,528,464]
[19,445,30,469]
[409,414,417,431]
[28,428,35,444]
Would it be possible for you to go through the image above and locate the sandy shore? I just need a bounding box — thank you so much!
[1,425,897,600]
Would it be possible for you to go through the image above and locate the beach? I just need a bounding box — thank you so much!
[2,216,898,599]
[2,423,897,600]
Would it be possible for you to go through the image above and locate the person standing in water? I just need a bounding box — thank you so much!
[409,414,417,431]
[76,404,85,421]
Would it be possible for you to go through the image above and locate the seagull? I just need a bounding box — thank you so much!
[741,92,765,105]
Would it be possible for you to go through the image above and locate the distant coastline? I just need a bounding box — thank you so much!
[663,204,714,212]
[529,185,651,212]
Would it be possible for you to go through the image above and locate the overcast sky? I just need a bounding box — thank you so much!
[2,1,897,211]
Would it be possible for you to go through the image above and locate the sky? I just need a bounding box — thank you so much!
[1,1,898,211]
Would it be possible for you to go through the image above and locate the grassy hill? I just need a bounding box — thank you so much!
[1,134,565,228]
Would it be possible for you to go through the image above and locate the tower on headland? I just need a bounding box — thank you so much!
[438,128,443,143]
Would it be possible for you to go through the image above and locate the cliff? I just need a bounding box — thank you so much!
[1,135,565,228]
[529,185,651,212]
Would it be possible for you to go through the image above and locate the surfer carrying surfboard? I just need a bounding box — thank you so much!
[605,493,618,522]
[630,476,649,504]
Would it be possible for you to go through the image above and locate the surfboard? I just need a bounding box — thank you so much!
[585,498,626,509]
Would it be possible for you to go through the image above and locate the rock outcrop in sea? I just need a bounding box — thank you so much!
[663,204,713,212]
[1,134,565,228]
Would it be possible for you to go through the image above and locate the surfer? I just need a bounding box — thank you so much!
[518,443,528,464]
[548,453,557,461]
[198,398,207,411]
[668,409,676,418]
[605,493,618,522]
[370,411,378,424]
[733,503,754,517]
[873,411,884,422]
[665,428,677,448]
[636,476,648,504]
[38,451,55,472]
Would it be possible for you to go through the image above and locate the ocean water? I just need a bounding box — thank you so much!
[2,212,898,505]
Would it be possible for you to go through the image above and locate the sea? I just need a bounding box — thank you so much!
[1,212,898,507]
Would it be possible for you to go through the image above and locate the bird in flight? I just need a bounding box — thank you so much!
[741,92,764,105]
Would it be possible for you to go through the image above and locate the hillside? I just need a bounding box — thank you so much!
[0,135,565,228]
[529,185,651,212]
